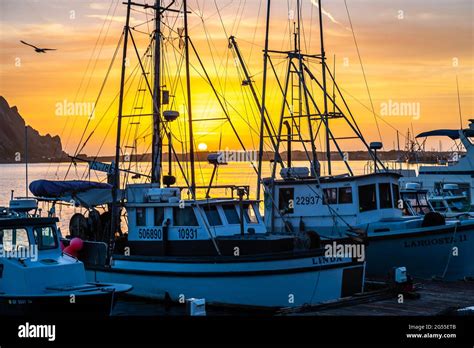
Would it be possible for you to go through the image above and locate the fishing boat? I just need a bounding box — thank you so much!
[30,0,365,309]
[256,0,474,281]
[0,197,132,317]
[399,121,474,210]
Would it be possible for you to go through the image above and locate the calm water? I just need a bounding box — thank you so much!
[0,160,419,316]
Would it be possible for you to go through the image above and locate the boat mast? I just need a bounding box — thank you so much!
[110,0,132,249]
[183,0,196,199]
[151,0,162,184]
[318,0,331,175]
[256,0,271,201]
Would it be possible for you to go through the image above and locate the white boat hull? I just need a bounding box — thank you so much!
[85,253,364,308]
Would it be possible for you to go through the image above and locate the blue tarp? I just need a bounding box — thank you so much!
[29,180,112,198]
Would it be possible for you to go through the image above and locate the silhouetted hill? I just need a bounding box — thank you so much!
[0,96,68,163]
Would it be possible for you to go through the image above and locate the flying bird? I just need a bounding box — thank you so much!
[20,40,57,53]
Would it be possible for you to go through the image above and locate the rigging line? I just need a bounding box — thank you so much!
[337,84,412,143]
[344,0,382,142]
[204,1,239,101]
[65,32,124,179]
[80,118,116,180]
[130,27,153,36]
[70,3,123,160]
[77,60,140,165]
[213,0,229,38]
[49,0,118,177]
[231,0,246,35]
[127,30,193,189]
[199,15,228,114]
[167,40,261,134]
[247,0,263,63]
[77,47,145,181]
[308,0,314,52]
[81,0,121,102]
[79,61,144,179]
[187,38,261,166]
[130,18,155,30]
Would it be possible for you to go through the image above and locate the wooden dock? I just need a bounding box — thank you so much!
[279,280,474,316]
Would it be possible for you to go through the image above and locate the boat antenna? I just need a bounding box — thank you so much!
[151,0,163,184]
[183,0,196,199]
[256,0,271,201]
[456,75,463,129]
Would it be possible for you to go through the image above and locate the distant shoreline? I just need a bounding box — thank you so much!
[0,150,460,165]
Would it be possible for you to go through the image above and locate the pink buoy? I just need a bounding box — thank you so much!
[70,237,84,251]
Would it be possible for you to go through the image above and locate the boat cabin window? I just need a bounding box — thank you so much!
[0,228,29,252]
[446,197,470,213]
[278,188,294,214]
[431,200,448,213]
[33,226,57,250]
[434,182,470,198]
[404,193,431,215]
[379,183,393,209]
[154,207,164,226]
[173,207,199,226]
[338,187,353,204]
[243,204,258,224]
[222,204,240,224]
[136,207,147,226]
[323,188,337,205]
[203,205,222,226]
[358,184,377,212]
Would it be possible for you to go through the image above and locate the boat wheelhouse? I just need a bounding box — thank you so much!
[264,172,401,238]
[123,183,292,257]
[0,198,131,316]
[254,0,474,281]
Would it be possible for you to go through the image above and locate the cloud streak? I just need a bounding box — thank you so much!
[310,0,350,31]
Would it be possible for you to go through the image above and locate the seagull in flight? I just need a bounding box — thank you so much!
[20,40,57,53]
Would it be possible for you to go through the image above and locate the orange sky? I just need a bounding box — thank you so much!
[1,0,473,157]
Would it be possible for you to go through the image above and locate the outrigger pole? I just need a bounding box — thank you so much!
[110,0,132,260]
[318,0,331,175]
[256,0,272,201]
[183,0,196,200]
